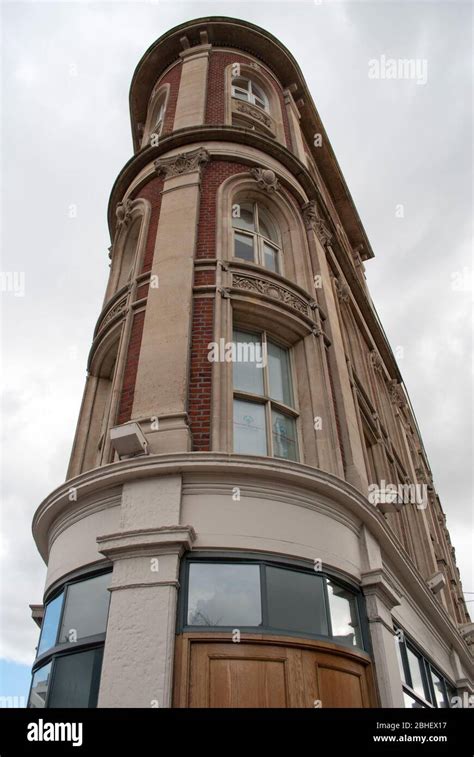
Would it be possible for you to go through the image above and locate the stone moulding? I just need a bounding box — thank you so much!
[154,147,210,179]
[302,199,333,247]
[232,274,310,316]
[97,294,128,335]
[234,101,272,129]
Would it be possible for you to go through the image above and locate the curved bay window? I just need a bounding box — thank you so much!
[231,76,269,111]
[179,555,366,650]
[28,570,111,708]
[232,202,281,273]
[233,329,298,461]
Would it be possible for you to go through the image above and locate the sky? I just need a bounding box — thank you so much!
[0,0,472,702]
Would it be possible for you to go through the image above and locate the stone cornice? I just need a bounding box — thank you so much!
[97,525,196,561]
[30,451,472,672]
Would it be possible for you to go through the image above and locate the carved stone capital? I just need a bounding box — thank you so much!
[370,349,384,375]
[334,276,350,303]
[154,147,210,179]
[302,200,333,247]
[388,379,407,409]
[249,167,280,193]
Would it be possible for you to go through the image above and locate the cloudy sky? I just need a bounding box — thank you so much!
[1,0,472,701]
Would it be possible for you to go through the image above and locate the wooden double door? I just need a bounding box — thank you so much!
[173,633,377,708]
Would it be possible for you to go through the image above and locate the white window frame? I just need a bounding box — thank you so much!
[233,202,282,274]
[231,77,269,112]
[232,329,299,461]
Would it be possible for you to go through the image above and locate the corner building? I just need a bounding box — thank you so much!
[29,17,473,709]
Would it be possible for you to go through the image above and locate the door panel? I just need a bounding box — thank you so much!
[175,634,377,708]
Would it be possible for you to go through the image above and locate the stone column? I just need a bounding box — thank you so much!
[96,475,195,708]
[173,43,211,130]
[303,200,369,492]
[360,526,405,707]
[130,148,209,454]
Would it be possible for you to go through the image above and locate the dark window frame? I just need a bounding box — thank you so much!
[177,552,370,652]
[395,626,456,708]
[28,568,112,709]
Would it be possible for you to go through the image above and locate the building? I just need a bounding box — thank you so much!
[28,16,473,709]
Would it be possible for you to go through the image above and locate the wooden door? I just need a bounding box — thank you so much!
[174,634,377,708]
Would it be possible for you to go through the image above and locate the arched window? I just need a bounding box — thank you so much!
[231,77,269,111]
[232,329,298,461]
[117,218,140,291]
[232,202,281,273]
[150,96,165,138]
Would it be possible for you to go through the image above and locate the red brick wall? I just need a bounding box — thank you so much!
[196,161,246,259]
[205,51,292,149]
[117,310,146,424]
[194,269,216,286]
[189,298,214,451]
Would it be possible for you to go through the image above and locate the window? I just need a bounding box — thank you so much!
[231,77,269,111]
[187,563,262,627]
[28,570,111,709]
[182,557,366,649]
[232,202,281,273]
[394,627,456,708]
[233,330,298,461]
[327,580,363,648]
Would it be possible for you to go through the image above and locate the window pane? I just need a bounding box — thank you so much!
[268,341,292,405]
[258,209,279,243]
[37,593,63,657]
[28,662,51,708]
[395,635,408,684]
[234,399,267,455]
[59,573,110,644]
[234,232,255,262]
[48,648,104,708]
[232,203,255,232]
[327,580,362,648]
[187,563,261,627]
[403,691,427,709]
[407,647,428,701]
[263,243,279,273]
[271,409,298,461]
[431,669,448,708]
[266,567,328,636]
[233,330,264,395]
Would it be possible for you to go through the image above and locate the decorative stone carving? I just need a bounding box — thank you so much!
[116,199,134,231]
[301,200,333,247]
[154,147,210,179]
[369,349,384,374]
[249,167,280,193]
[334,277,350,303]
[98,295,128,333]
[235,102,272,129]
[388,379,407,409]
[233,274,309,316]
